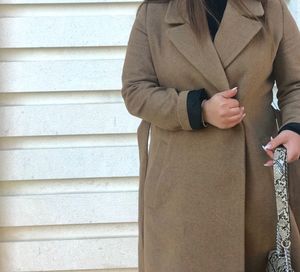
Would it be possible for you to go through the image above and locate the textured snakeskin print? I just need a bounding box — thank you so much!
[266,146,294,272]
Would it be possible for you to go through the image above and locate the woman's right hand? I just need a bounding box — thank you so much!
[202,87,246,129]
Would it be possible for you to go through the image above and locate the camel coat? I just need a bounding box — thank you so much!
[121,0,300,271]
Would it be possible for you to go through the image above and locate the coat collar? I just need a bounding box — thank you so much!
[164,0,264,24]
[164,0,264,93]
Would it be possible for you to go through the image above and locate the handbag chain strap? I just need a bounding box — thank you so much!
[273,146,293,270]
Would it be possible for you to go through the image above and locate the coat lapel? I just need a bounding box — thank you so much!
[164,0,265,91]
[214,0,265,69]
[165,0,229,92]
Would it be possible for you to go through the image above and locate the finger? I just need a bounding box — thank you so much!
[287,153,296,163]
[262,145,274,159]
[264,160,274,167]
[227,106,244,117]
[225,113,246,128]
[265,133,286,150]
[286,147,300,163]
[227,111,246,123]
[292,153,300,162]
[227,99,240,108]
[220,87,238,98]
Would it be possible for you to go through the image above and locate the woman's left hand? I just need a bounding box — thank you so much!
[262,130,300,166]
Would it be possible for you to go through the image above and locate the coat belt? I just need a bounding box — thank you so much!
[136,119,151,272]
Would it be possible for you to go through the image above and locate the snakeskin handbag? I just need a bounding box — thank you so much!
[266,145,294,272]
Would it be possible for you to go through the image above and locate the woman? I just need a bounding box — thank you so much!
[121,0,300,271]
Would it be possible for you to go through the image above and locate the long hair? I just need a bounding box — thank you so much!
[140,0,266,38]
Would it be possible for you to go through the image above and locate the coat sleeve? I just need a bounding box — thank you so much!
[273,0,300,131]
[121,4,194,131]
[278,122,300,135]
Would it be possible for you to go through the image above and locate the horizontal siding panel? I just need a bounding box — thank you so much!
[0,59,125,92]
[0,146,139,180]
[38,268,138,272]
[0,223,137,241]
[0,16,134,48]
[0,3,139,18]
[0,135,137,150]
[0,90,125,105]
[0,192,137,226]
[0,237,137,271]
[0,103,140,136]
[0,177,138,196]
[39,268,138,272]
[0,47,127,62]
[23,269,137,272]
[0,0,140,3]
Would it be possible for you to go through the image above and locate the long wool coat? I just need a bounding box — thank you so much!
[121,0,300,271]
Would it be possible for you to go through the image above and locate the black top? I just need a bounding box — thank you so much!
[205,0,227,40]
[186,0,300,136]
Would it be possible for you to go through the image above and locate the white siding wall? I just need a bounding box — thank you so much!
[0,0,141,271]
[288,0,300,25]
[0,1,298,271]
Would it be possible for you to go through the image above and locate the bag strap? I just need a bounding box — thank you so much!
[273,145,293,268]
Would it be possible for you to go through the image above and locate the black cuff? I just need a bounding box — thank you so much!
[278,122,300,135]
[187,88,209,129]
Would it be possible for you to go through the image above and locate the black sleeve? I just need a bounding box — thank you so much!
[186,89,209,129]
[278,122,300,135]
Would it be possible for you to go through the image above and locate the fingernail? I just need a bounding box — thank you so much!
[262,145,267,151]
[232,87,238,92]
[270,136,274,140]
[264,161,273,167]
[265,143,272,150]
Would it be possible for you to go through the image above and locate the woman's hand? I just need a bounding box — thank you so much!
[262,130,300,166]
[202,87,246,129]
